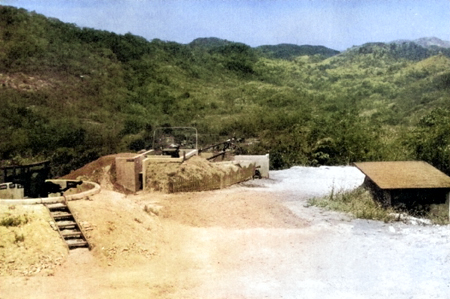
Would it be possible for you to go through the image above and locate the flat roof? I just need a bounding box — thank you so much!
[354,161,450,190]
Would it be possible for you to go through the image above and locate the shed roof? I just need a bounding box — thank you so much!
[354,161,450,190]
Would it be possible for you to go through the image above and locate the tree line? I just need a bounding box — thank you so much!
[1,6,450,177]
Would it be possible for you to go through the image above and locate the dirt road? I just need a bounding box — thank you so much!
[1,166,449,298]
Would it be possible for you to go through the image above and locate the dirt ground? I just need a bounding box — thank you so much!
[1,166,449,299]
[1,186,306,299]
[0,205,67,277]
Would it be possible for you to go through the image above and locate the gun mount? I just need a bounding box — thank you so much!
[44,180,83,196]
[0,161,84,198]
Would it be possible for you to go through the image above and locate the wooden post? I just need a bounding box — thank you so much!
[383,190,392,207]
[446,191,450,222]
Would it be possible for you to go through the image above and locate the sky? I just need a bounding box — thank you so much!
[1,0,450,51]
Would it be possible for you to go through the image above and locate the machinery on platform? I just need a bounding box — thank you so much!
[0,161,83,198]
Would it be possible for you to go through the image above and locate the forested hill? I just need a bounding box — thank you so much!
[256,44,340,60]
[1,5,450,177]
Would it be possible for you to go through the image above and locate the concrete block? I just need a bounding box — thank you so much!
[0,182,24,199]
[115,156,143,193]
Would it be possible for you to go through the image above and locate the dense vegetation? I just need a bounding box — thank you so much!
[1,6,450,177]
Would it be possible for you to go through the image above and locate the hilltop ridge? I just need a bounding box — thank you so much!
[391,37,450,49]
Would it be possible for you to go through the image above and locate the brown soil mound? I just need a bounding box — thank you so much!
[68,190,162,268]
[63,153,136,191]
[0,188,162,277]
[181,155,240,178]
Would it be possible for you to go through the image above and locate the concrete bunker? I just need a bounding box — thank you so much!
[114,128,269,193]
[115,150,268,193]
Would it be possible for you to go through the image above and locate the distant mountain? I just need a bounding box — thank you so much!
[342,38,450,61]
[256,44,340,60]
[391,37,450,49]
[414,37,450,49]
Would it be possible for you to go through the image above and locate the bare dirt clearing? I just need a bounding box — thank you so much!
[1,166,449,298]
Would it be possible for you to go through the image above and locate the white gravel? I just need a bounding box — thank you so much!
[268,165,366,197]
[237,166,450,299]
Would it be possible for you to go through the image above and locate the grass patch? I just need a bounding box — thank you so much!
[13,231,25,244]
[309,187,450,225]
[0,214,29,227]
[308,187,397,222]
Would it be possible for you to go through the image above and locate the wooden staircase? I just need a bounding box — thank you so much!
[46,202,90,250]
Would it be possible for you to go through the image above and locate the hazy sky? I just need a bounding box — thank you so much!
[2,0,450,50]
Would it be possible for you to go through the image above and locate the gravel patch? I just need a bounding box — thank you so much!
[238,165,450,299]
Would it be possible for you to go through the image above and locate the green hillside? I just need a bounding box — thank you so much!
[1,6,450,177]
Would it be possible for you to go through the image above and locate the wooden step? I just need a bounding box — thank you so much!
[61,230,82,238]
[66,239,89,248]
[57,221,77,228]
[46,203,91,250]
[51,211,73,220]
[46,203,68,211]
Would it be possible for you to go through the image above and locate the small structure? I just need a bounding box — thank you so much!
[354,161,450,215]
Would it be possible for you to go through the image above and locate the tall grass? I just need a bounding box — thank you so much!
[308,187,449,224]
[308,187,396,222]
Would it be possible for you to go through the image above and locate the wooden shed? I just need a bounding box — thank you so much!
[354,161,450,212]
